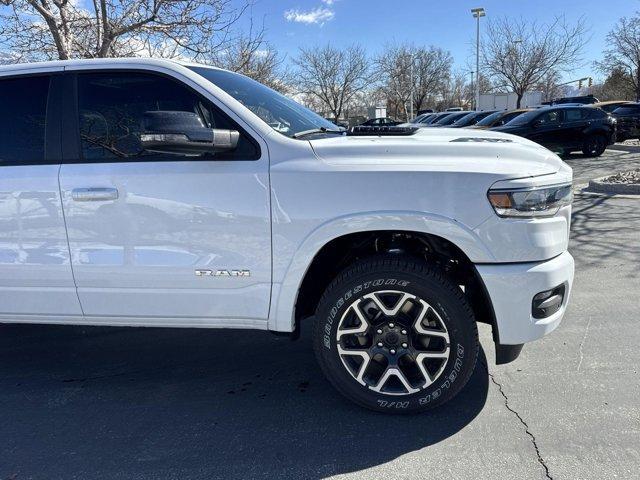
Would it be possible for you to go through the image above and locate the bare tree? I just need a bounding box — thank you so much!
[439,71,469,110]
[375,44,452,120]
[293,44,370,122]
[375,44,413,120]
[592,68,636,101]
[596,11,640,101]
[482,15,588,108]
[0,0,250,61]
[412,47,452,113]
[207,18,289,92]
[535,70,564,103]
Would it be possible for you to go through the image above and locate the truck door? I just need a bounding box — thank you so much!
[0,73,83,318]
[58,69,271,324]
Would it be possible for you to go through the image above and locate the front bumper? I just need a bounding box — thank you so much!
[476,251,574,345]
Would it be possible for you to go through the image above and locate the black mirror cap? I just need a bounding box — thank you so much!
[141,111,239,155]
[143,111,212,143]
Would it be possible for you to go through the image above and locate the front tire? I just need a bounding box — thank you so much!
[312,255,479,413]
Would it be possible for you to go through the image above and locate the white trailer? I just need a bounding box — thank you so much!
[478,92,543,111]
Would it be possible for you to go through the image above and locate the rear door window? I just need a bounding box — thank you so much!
[0,75,50,164]
[564,109,583,122]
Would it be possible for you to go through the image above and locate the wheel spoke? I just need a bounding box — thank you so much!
[336,299,369,340]
[414,300,450,343]
[337,346,371,385]
[416,347,450,387]
[364,291,415,317]
[370,367,419,395]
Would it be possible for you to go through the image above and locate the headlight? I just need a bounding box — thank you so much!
[487,183,573,218]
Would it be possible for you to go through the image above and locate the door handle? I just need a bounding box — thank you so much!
[71,187,119,202]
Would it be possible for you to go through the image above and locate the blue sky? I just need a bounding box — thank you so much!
[241,0,637,82]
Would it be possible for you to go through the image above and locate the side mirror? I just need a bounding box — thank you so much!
[531,119,542,128]
[141,111,239,155]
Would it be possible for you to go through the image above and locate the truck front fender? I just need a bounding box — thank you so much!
[269,210,495,332]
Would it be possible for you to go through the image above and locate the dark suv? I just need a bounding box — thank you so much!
[611,103,640,142]
[491,106,616,157]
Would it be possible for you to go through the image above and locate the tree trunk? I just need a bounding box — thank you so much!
[516,92,524,109]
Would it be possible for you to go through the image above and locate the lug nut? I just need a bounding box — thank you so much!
[389,323,395,328]
[377,342,383,347]
[401,330,407,335]
[390,349,396,355]
[402,343,408,348]
[377,329,383,334]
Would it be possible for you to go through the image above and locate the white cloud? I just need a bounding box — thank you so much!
[321,0,337,4]
[284,6,335,24]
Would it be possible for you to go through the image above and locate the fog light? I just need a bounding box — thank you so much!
[532,284,566,319]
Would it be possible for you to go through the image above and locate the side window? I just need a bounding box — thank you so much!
[538,110,560,125]
[587,108,605,119]
[564,109,583,122]
[77,72,259,161]
[0,75,50,164]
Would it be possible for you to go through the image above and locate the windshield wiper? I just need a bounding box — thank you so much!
[292,127,346,139]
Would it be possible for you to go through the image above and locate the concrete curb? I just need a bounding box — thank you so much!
[586,177,640,195]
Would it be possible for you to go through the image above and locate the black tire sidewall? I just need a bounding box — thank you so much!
[313,259,478,413]
[583,134,606,157]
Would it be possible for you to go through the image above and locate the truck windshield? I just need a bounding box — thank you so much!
[188,66,339,138]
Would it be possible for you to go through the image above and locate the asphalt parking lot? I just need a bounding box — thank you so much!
[1,146,639,480]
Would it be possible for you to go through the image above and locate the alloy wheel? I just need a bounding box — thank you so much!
[336,290,450,396]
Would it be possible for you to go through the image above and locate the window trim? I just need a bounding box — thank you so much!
[0,72,59,167]
[63,68,262,165]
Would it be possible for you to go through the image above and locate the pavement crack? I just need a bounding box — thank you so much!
[577,315,593,371]
[489,373,553,480]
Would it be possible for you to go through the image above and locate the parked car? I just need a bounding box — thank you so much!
[360,117,401,126]
[418,112,452,124]
[450,110,498,128]
[548,94,599,105]
[429,111,473,127]
[470,109,532,129]
[417,109,434,115]
[0,58,575,413]
[611,103,640,142]
[591,101,631,114]
[409,113,434,124]
[325,118,349,129]
[492,105,616,157]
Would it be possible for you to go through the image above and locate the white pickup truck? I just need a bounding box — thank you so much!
[0,58,574,413]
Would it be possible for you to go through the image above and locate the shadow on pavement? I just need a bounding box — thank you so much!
[570,195,640,276]
[0,322,488,479]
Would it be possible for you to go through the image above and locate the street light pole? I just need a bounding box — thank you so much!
[471,7,485,111]
[470,70,475,110]
[410,56,414,120]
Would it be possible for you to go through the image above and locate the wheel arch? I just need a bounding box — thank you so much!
[269,211,497,339]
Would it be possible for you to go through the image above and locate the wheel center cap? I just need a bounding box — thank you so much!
[385,332,399,346]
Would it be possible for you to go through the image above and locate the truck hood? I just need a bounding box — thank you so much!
[309,127,565,179]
